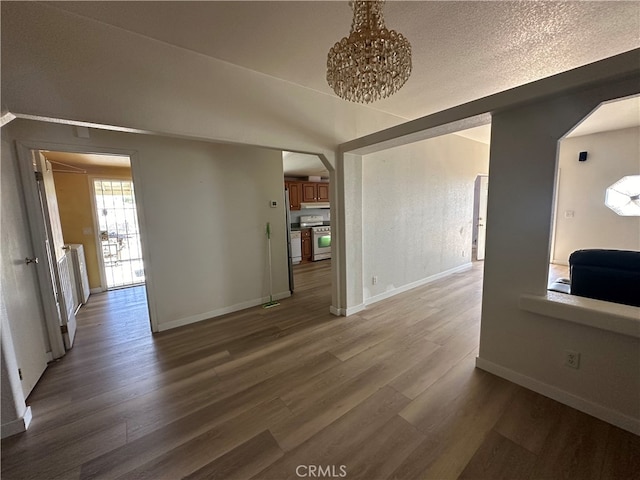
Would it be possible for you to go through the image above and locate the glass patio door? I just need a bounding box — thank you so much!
[94,179,145,289]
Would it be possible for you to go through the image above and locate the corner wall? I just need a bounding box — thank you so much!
[553,127,640,264]
[362,135,489,303]
[479,81,640,433]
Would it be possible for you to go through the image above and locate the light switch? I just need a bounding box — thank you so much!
[82,227,93,235]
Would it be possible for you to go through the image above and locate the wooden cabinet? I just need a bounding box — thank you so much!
[285,181,301,210]
[301,182,330,203]
[302,183,317,202]
[317,183,330,202]
[285,180,329,208]
[301,228,312,262]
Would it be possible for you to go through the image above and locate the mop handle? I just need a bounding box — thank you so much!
[266,222,273,299]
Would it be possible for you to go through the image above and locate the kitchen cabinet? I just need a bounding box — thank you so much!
[301,228,312,262]
[286,181,302,210]
[317,183,330,202]
[302,183,317,202]
[301,182,330,203]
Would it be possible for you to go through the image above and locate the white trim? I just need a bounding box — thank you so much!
[520,292,640,339]
[1,407,32,439]
[1,111,16,127]
[345,304,366,316]
[475,357,640,436]
[90,287,106,294]
[329,305,342,316]
[550,167,561,264]
[128,153,160,333]
[157,291,291,332]
[364,263,473,307]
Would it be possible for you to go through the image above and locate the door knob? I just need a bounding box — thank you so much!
[25,257,39,265]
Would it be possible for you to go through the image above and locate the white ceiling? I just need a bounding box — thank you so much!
[38,2,639,175]
[283,151,329,177]
[47,1,640,122]
[568,95,640,138]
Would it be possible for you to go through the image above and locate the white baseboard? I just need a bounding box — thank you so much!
[364,263,473,307]
[157,291,292,332]
[329,305,365,316]
[90,287,105,294]
[345,304,366,316]
[1,406,32,439]
[475,357,640,436]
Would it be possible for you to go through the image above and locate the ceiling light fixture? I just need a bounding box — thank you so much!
[327,0,412,104]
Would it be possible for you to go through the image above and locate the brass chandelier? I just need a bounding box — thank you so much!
[327,0,412,104]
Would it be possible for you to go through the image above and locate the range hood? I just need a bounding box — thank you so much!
[301,202,330,209]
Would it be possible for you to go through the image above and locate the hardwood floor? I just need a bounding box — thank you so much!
[2,261,638,479]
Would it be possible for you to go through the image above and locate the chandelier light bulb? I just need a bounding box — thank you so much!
[327,0,412,104]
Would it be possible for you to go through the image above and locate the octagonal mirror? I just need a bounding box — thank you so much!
[605,175,640,216]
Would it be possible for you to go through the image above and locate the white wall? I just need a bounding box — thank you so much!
[4,120,289,332]
[362,135,489,303]
[553,127,640,264]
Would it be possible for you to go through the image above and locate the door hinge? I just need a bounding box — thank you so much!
[34,171,44,182]
[60,325,68,334]
[18,368,23,380]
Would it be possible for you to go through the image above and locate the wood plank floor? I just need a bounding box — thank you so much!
[2,261,639,480]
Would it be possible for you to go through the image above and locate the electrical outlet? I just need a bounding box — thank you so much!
[372,275,378,285]
[565,350,580,369]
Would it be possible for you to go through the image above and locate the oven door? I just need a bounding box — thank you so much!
[313,231,331,260]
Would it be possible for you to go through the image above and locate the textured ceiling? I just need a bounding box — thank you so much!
[47,1,640,121]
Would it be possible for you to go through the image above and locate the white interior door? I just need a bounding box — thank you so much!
[34,153,77,349]
[1,139,50,398]
[476,175,489,261]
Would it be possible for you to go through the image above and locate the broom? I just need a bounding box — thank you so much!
[262,222,280,309]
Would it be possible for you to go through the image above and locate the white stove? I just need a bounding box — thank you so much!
[299,216,331,261]
[299,215,324,228]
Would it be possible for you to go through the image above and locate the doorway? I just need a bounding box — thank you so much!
[93,179,145,289]
[16,143,154,360]
[473,174,489,261]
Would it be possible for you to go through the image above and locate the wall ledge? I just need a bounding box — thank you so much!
[476,357,640,436]
[520,292,640,339]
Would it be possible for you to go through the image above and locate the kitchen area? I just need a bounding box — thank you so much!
[282,152,331,293]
